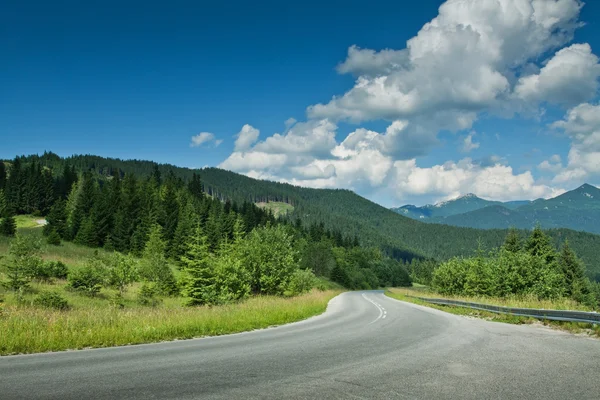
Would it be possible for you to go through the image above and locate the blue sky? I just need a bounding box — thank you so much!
[2,0,600,207]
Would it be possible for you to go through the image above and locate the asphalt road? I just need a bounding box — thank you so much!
[1,291,599,399]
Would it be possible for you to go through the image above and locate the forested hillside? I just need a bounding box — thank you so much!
[3,152,600,281]
[0,154,412,298]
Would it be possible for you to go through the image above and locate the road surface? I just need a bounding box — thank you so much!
[1,291,599,399]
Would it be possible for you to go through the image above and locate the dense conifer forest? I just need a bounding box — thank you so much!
[3,152,600,282]
[0,153,413,304]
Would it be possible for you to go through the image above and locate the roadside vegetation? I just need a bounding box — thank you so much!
[0,156,411,354]
[388,226,600,337]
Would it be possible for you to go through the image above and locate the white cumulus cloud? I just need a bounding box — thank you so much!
[190,132,222,148]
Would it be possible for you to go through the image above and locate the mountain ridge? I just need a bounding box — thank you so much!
[5,152,600,280]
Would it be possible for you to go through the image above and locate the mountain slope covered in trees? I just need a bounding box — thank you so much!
[3,152,600,281]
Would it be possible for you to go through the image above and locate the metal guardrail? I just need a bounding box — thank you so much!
[412,296,600,325]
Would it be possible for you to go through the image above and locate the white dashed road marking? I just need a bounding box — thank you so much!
[362,293,387,325]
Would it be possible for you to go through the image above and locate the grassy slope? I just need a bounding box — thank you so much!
[255,202,295,218]
[0,217,341,355]
[0,289,340,355]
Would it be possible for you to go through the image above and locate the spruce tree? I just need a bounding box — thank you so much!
[0,161,6,191]
[140,224,177,295]
[559,240,588,298]
[171,200,196,260]
[2,234,42,291]
[525,224,556,265]
[503,228,521,253]
[181,223,216,305]
[46,228,62,246]
[0,191,16,237]
[44,199,68,238]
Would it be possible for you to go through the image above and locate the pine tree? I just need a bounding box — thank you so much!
[181,223,216,305]
[160,175,179,248]
[75,216,98,247]
[171,200,196,260]
[40,168,55,215]
[188,173,203,199]
[140,224,177,295]
[525,224,556,265]
[2,234,42,291]
[6,158,25,213]
[44,199,68,238]
[46,228,62,246]
[559,240,588,298]
[503,228,521,253]
[0,162,6,191]
[0,191,16,237]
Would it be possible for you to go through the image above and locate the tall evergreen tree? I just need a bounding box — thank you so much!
[139,224,177,295]
[0,191,17,237]
[44,199,68,238]
[525,225,556,265]
[181,223,216,305]
[6,158,25,213]
[503,228,521,253]
[559,240,588,297]
[0,162,6,191]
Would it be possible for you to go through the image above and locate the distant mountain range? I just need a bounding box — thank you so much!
[391,184,600,234]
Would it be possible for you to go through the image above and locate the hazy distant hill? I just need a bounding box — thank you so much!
[396,184,600,235]
[391,193,530,220]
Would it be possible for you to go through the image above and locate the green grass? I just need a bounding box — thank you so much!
[0,287,341,355]
[0,222,115,269]
[386,288,600,337]
[15,215,45,229]
[0,220,343,355]
[255,202,294,218]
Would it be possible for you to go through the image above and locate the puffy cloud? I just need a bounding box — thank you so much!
[515,43,600,105]
[336,45,409,77]
[392,158,563,202]
[550,103,600,183]
[461,131,480,153]
[234,124,260,152]
[538,154,563,173]
[216,0,596,204]
[190,132,222,148]
[253,119,338,157]
[308,0,584,124]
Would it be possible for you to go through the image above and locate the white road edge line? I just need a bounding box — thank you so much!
[362,293,385,325]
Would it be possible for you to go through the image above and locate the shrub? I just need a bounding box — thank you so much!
[284,269,316,297]
[47,261,69,280]
[31,261,69,282]
[67,259,106,296]
[33,291,69,310]
[138,282,162,307]
[46,229,61,246]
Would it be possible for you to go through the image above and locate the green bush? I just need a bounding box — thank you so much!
[67,259,106,296]
[33,291,69,310]
[137,282,162,307]
[284,269,316,297]
[31,261,69,282]
[46,229,62,246]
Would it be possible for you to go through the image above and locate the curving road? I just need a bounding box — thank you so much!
[1,291,600,399]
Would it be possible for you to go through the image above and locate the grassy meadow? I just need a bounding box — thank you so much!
[0,216,341,355]
[255,202,295,218]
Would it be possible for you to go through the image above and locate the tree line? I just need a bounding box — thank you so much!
[432,227,600,307]
[0,156,412,306]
